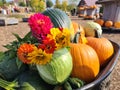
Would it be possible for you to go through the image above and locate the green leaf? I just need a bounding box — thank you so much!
[66,46,71,51]
[20,82,35,90]
[8,50,16,59]
[23,32,32,41]
[0,52,4,62]
[12,33,22,42]
[3,44,13,49]
[22,32,38,44]
[16,57,23,69]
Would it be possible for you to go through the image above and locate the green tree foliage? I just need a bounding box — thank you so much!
[54,0,62,9]
[0,1,3,6]
[0,0,5,6]
[67,3,76,12]
[61,0,68,11]
[19,2,26,7]
[46,0,53,8]
[2,0,6,4]
[30,0,46,12]
[55,0,60,6]
[54,0,77,12]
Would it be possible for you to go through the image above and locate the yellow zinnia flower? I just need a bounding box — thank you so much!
[27,48,52,65]
[55,29,71,49]
[49,28,61,39]
[48,28,71,50]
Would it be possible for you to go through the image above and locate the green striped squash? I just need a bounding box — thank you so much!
[42,8,74,41]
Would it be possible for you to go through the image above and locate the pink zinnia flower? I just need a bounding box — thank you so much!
[28,13,53,42]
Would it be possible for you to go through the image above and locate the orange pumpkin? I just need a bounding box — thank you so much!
[84,15,89,19]
[114,21,120,28]
[78,14,85,17]
[104,20,113,28]
[72,21,80,34]
[93,5,97,9]
[86,32,114,66]
[70,43,100,82]
[88,15,93,19]
[79,24,85,37]
[79,7,84,10]
[72,21,85,36]
[72,22,86,44]
[94,19,104,26]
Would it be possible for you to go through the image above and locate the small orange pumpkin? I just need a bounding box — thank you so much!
[89,5,97,9]
[78,14,85,17]
[88,15,93,19]
[114,21,120,28]
[94,19,104,26]
[84,15,89,19]
[79,7,84,10]
[92,5,97,9]
[104,20,113,28]
[70,43,100,82]
[86,31,114,66]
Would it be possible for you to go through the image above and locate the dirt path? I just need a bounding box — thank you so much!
[0,17,120,90]
[0,22,30,51]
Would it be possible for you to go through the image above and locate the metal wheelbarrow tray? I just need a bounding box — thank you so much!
[102,27,120,33]
[75,41,120,90]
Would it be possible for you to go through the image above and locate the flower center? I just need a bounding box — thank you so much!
[23,53,28,58]
[36,53,45,60]
[46,45,51,50]
[56,35,65,43]
[37,20,45,24]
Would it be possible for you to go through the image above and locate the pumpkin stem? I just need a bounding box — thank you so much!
[94,29,102,38]
[73,32,80,43]
[73,32,87,44]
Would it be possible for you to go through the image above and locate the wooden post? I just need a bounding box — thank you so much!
[114,1,120,22]
[102,2,117,21]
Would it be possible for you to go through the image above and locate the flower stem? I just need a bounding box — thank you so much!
[0,78,19,90]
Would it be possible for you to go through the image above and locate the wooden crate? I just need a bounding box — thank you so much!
[0,19,5,26]
[86,8,96,16]
[0,17,18,26]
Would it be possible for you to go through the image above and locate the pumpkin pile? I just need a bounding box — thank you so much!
[0,9,114,90]
[94,19,120,29]
[71,21,114,83]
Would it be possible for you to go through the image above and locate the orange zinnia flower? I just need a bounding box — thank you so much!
[17,43,35,64]
[38,37,56,54]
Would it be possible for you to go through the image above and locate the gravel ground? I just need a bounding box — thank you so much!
[0,16,120,90]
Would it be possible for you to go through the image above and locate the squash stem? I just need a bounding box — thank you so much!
[73,32,80,43]
[94,29,102,38]
[73,32,87,44]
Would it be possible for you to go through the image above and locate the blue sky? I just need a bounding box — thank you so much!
[6,0,57,3]
[6,0,79,5]
[6,0,13,2]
